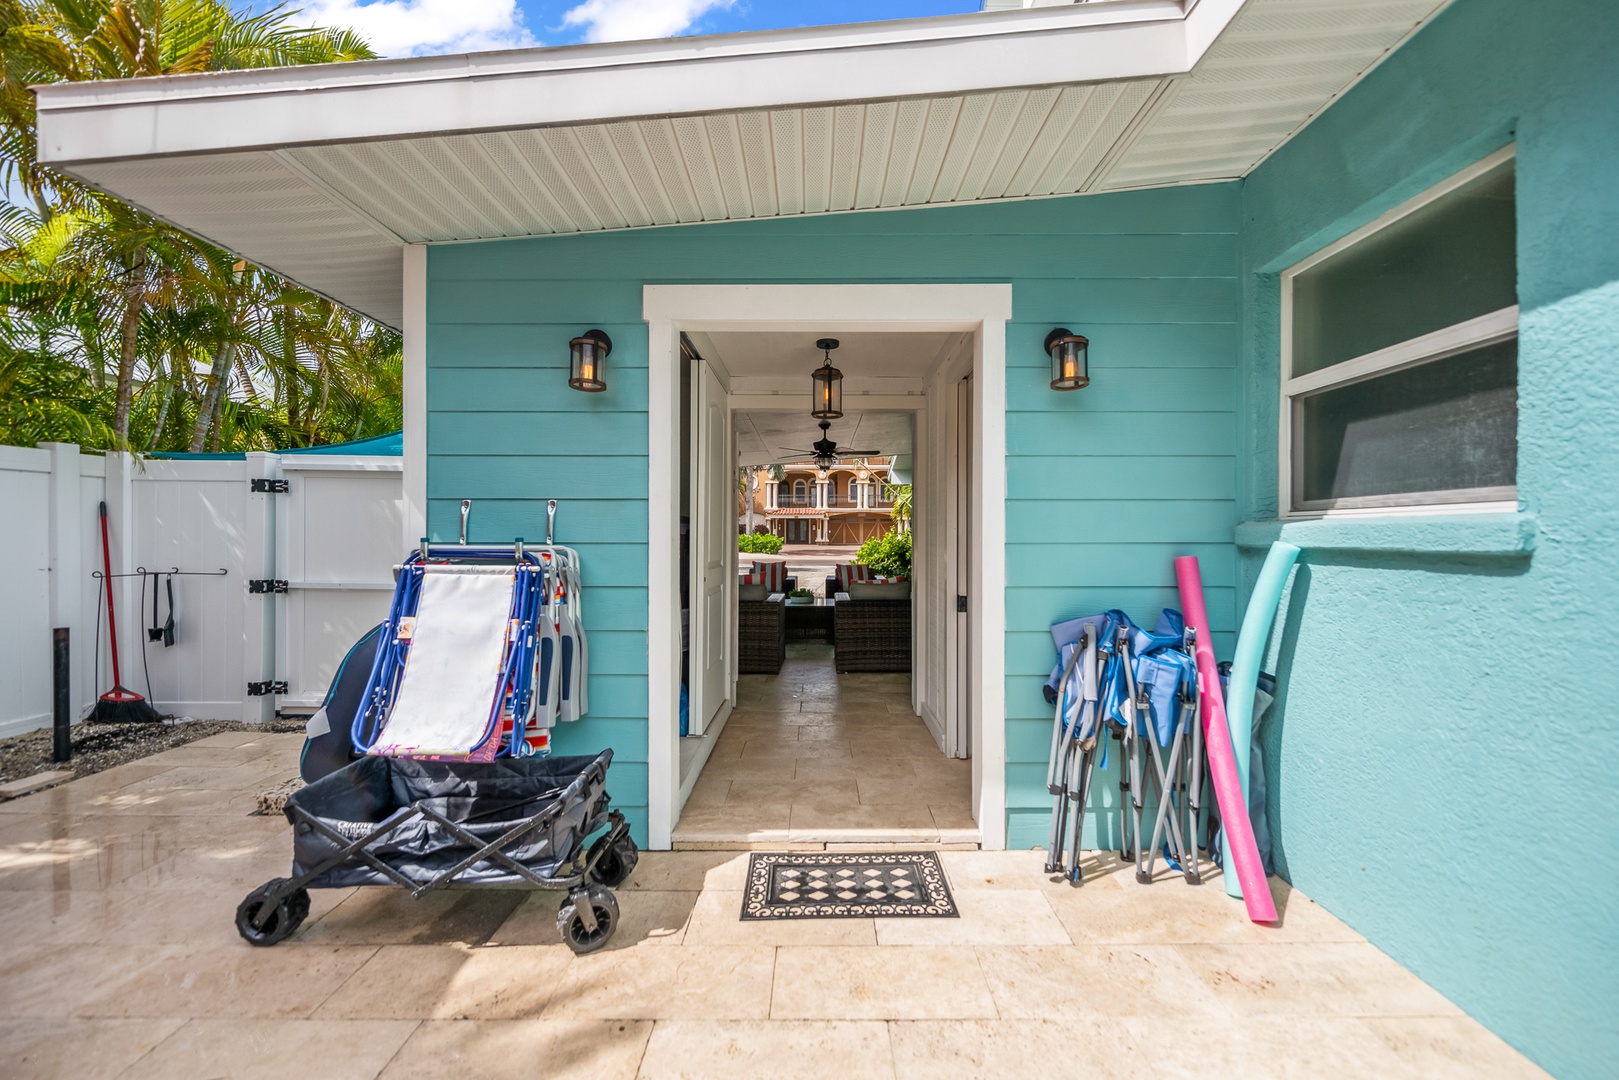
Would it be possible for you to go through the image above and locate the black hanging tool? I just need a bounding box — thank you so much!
[148,570,164,642]
[161,573,176,646]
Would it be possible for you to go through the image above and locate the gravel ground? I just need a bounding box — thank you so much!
[0,717,305,785]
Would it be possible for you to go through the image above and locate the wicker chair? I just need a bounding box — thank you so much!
[738,592,787,674]
[832,592,912,673]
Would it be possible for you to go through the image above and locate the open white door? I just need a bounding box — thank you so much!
[688,358,733,737]
[951,373,974,760]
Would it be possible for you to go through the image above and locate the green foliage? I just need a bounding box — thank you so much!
[787,588,812,599]
[738,532,784,555]
[0,0,396,453]
[856,528,912,579]
[886,482,912,527]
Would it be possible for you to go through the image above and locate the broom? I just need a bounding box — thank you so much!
[90,501,162,724]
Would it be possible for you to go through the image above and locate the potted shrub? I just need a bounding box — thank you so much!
[855,528,912,579]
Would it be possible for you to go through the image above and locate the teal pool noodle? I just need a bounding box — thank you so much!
[1221,540,1301,898]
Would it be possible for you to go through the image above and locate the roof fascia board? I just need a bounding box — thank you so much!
[41,1,1189,104]
[37,0,1246,166]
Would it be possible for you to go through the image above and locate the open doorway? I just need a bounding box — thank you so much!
[694,343,941,844]
[645,284,1010,850]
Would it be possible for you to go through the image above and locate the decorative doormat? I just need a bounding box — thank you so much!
[741,851,958,919]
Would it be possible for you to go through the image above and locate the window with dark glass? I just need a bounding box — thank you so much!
[1282,149,1518,511]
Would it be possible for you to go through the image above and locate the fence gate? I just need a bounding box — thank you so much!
[275,457,403,711]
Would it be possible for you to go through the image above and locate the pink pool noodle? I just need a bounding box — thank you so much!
[1174,556,1277,923]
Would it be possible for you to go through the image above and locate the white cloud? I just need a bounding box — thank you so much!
[300,0,537,57]
[560,0,735,43]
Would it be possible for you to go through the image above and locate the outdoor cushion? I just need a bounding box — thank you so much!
[835,563,874,590]
[738,582,771,601]
[847,581,911,600]
[746,560,787,591]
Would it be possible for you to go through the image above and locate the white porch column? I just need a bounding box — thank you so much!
[766,481,777,510]
[401,243,428,551]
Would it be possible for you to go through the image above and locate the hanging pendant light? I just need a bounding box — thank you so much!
[810,337,843,420]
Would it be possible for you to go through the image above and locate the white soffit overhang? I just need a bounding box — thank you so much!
[34,0,1449,327]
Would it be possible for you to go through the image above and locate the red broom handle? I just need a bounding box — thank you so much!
[99,502,124,689]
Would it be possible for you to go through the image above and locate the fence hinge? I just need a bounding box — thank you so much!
[250,478,289,494]
[247,680,288,697]
[248,579,289,594]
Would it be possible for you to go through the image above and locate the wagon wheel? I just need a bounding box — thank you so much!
[557,884,619,954]
[588,832,639,887]
[235,878,311,947]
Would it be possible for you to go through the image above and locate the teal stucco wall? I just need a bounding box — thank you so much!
[1238,1,1619,1076]
[425,185,1243,851]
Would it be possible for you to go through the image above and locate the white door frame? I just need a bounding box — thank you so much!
[646,284,1010,850]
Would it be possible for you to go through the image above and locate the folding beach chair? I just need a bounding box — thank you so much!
[1045,608,1204,886]
[353,544,551,761]
[1043,612,1119,883]
[1115,619,1202,885]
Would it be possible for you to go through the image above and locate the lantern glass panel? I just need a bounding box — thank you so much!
[570,332,609,392]
[811,362,843,419]
[1048,334,1089,391]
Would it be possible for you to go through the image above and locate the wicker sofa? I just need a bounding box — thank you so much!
[738,592,787,674]
[832,590,912,673]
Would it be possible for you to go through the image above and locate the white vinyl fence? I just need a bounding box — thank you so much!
[0,443,402,738]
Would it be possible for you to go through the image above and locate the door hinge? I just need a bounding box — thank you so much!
[248,579,289,594]
[250,478,289,494]
[956,594,968,613]
[247,680,288,696]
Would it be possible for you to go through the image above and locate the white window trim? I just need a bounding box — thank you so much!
[1279,145,1518,519]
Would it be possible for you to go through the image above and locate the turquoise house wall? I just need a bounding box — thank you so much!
[425,184,1243,852]
[1239,1,1619,1076]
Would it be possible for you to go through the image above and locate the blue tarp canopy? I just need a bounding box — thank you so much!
[152,430,402,460]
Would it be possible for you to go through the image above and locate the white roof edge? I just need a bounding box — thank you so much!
[37,1,1188,104]
[37,0,1246,165]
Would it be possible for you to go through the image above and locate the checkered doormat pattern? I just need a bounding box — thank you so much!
[741,851,958,919]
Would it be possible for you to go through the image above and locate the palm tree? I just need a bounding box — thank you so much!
[886,483,913,532]
[0,0,376,447]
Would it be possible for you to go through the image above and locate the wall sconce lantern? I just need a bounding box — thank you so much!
[569,329,612,392]
[810,337,843,420]
[1045,328,1089,391]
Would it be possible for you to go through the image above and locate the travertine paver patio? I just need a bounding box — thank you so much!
[675,643,973,847]
[0,731,1545,1079]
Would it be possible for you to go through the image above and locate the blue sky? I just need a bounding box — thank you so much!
[288,0,984,59]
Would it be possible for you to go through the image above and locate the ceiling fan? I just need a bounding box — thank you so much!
[779,419,882,468]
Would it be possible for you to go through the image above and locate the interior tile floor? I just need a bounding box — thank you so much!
[0,733,1550,1078]
[674,642,973,847]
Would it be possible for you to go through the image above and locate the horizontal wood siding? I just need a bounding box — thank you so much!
[426,183,1242,849]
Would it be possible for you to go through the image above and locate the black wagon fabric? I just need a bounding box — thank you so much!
[286,751,613,888]
[299,622,384,784]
